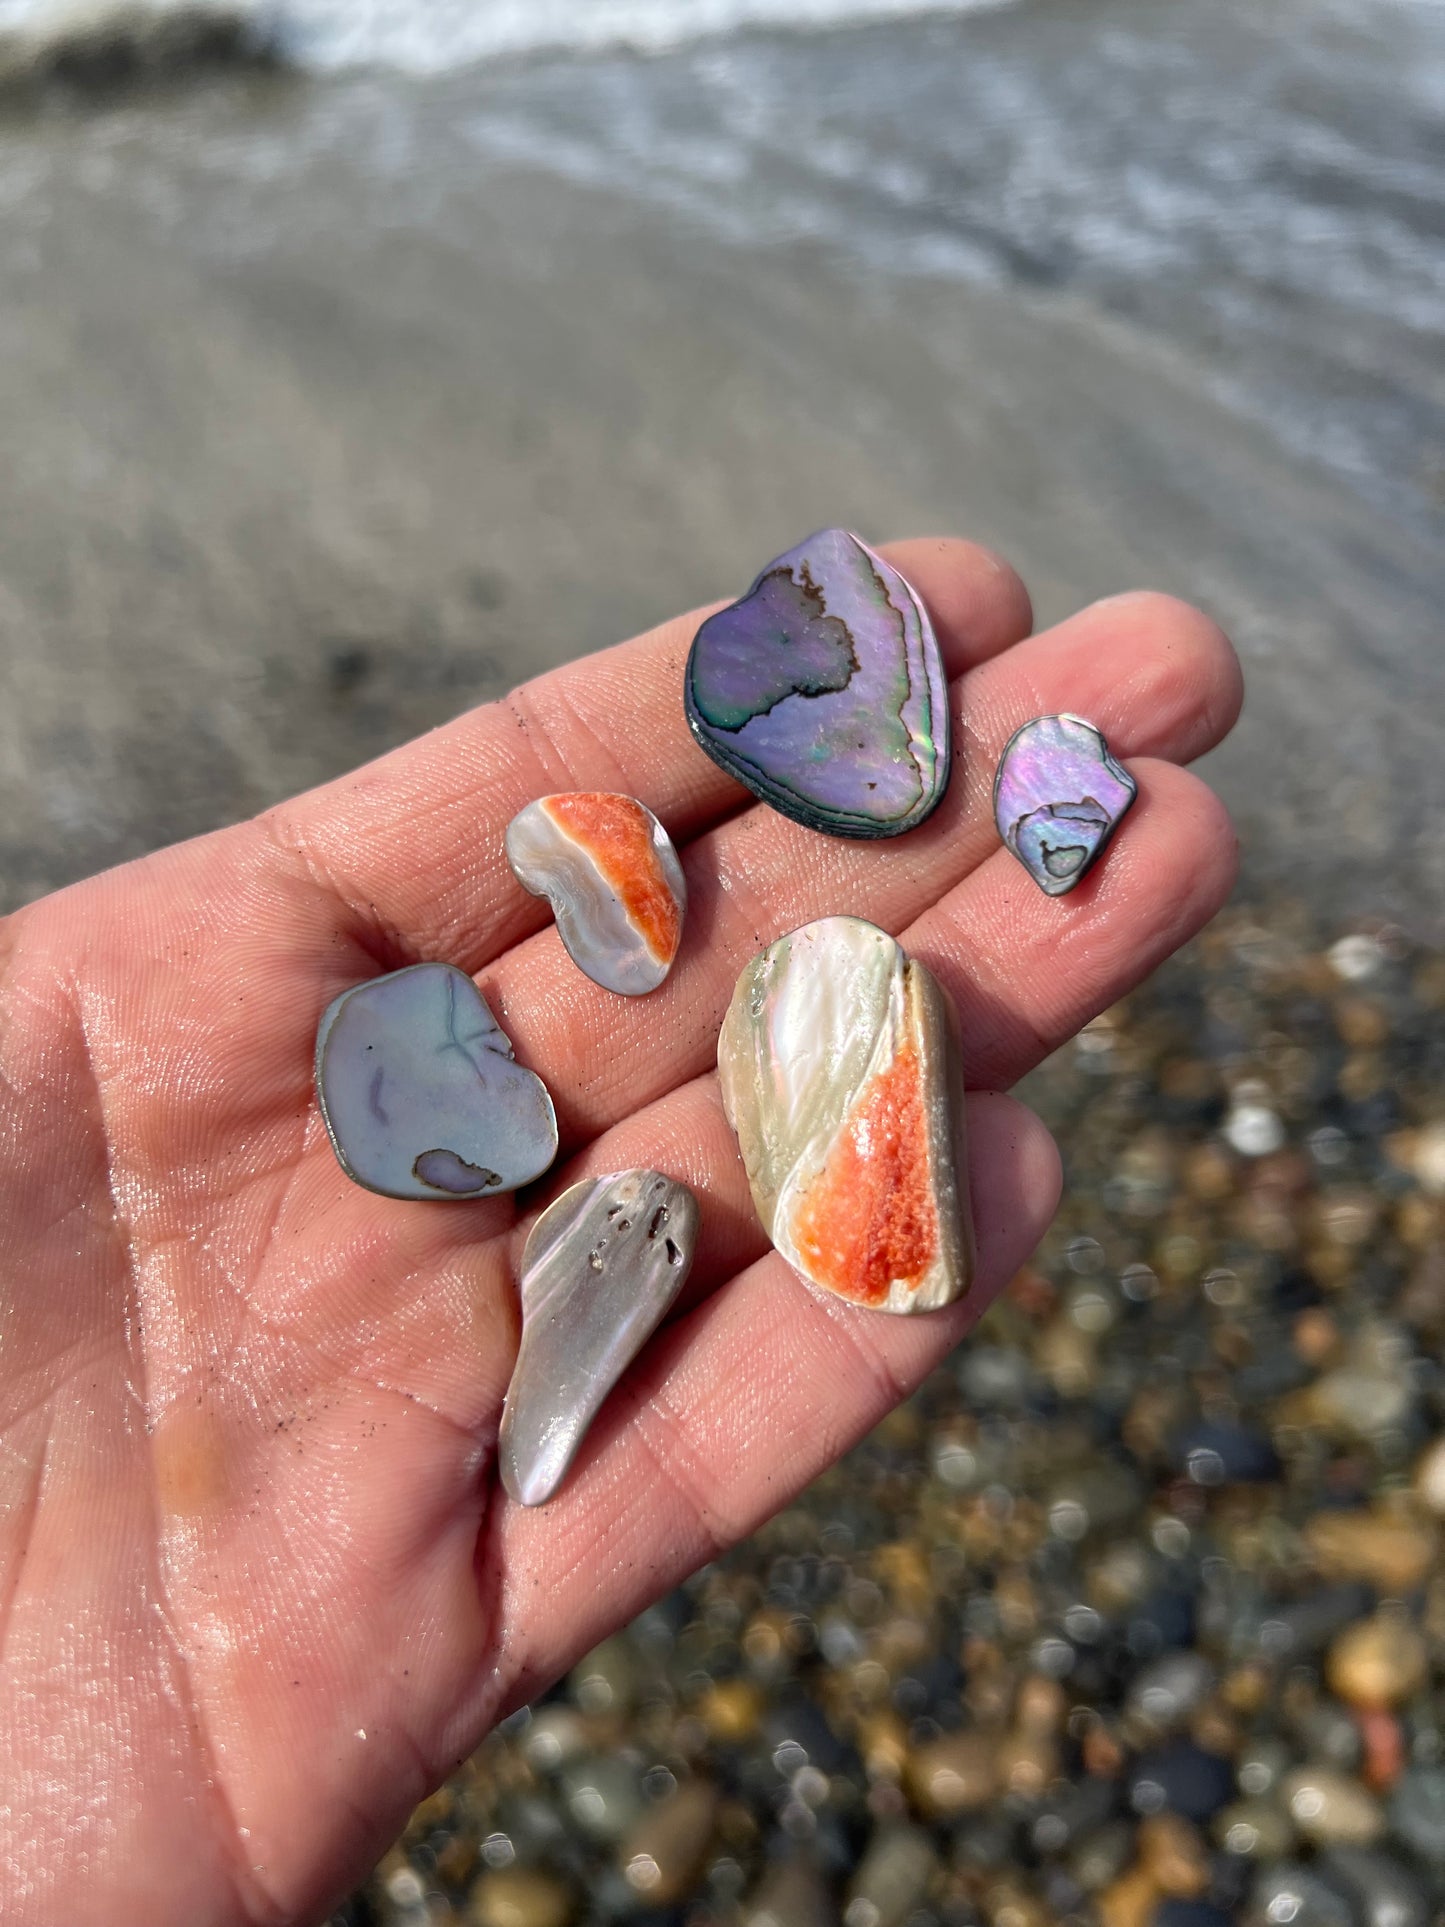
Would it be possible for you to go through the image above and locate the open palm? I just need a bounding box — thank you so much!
[0,539,1241,1925]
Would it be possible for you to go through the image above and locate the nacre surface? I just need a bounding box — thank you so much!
[499,1168,699,1506]
[993,713,1137,896]
[315,962,558,1199]
[684,528,950,839]
[717,916,973,1315]
[505,791,686,996]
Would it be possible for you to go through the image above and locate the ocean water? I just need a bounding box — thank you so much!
[4,0,1444,542]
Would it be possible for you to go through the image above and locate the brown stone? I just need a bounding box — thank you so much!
[469,1868,575,1927]
[904,1730,997,1817]
[618,1779,720,1905]
[1306,1507,1437,1593]
[1137,1814,1209,1898]
[1326,1611,1428,1710]
[699,1679,764,1745]
[1282,1766,1385,1845]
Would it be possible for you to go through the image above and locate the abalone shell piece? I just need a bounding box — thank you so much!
[499,1169,700,1506]
[684,528,951,839]
[315,962,558,1200]
[993,713,1137,896]
[717,916,973,1316]
[505,792,686,996]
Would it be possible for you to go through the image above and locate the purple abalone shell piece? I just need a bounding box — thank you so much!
[993,714,1137,896]
[684,528,950,839]
[315,962,558,1199]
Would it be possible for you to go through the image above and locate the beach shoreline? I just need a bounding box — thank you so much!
[0,58,1440,931]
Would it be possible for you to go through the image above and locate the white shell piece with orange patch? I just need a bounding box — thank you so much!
[717,915,973,1315]
[506,791,687,996]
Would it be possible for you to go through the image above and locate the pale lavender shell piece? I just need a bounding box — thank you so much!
[993,713,1137,896]
[315,962,558,1199]
[499,1169,699,1506]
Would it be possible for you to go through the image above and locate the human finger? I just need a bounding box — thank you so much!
[259,538,1033,970]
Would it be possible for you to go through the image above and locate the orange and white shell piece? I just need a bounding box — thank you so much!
[717,916,973,1315]
[505,792,686,996]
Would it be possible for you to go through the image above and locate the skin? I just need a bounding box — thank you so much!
[0,537,1243,1925]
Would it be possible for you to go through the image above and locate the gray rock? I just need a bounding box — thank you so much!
[1390,1766,1445,1862]
[1246,1863,1361,1927]
[1321,1847,1430,1927]
[560,1756,644,1845]
[1126,1651,1214,1733]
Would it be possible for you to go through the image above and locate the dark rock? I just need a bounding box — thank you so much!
[1129,1742,1236,1823]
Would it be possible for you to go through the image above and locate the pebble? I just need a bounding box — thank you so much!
[617,1779,720,1905]
[1305,1507,1437,1593]
[558,1756,643,1844]
[1388,1765,1445,1860]
[902,1729,996,1816]
[1319,1847,1430,1927]
[1282,1767,1386,1845]
[1126,1653,1214,1735]
[467,1868,574,1927]
[1326,1611,1428,1711]
[842,1825,937,1927]
[1413,1435,1445,1514]
[1129,1741,1236,1823]
[1246,1863,1359,1927]
[743,1856,841,1927]
[1214,1797,1297,1861]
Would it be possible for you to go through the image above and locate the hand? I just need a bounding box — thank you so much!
[0,539,1241,1925]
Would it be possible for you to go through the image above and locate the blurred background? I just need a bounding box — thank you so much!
[2,1,1444,1923]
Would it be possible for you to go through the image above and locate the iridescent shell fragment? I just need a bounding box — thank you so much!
[315,962,558,1200]
[685,528,951,839]
[993,713,1137,896]
[505,791,686,996]
[717,916,973,1315]
[500,1169,699,1506]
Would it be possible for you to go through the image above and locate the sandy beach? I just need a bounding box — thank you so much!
[0,44,1441,929]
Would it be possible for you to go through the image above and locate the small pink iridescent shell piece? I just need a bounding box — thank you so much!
[993,713,1137,896]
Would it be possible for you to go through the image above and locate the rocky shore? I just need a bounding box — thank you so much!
[339,905,1445,1927]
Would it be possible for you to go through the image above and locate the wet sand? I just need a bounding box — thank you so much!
[0,67,1439,924]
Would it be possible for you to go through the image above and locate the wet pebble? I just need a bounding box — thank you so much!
[1389,1764,1445,1860]
[1246,1863,1360,1927]
[1283,1766,1386,1845]
[842,1825,937,1927]
[1320,1847,1431,1927]
[617,1780,720,1905]
[1130,1741,1236,1824]
[1326,1611,1428,1711]
[467,1867,574,1927]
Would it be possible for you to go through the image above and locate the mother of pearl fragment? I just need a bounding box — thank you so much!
[500,1169,699,1506]
[315,961,557,1199]
[717,916,973,1315]
[505,792,687,995]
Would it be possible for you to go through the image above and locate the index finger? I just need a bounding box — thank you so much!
[260,537,1032,969]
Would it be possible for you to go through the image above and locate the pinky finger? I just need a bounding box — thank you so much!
[488,1090,1061,1713]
